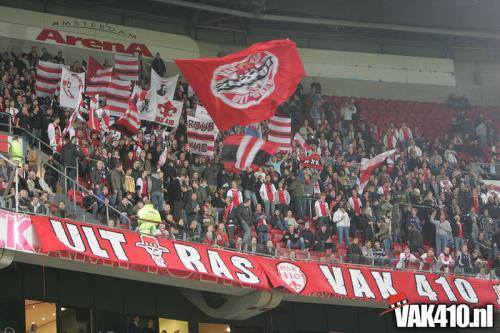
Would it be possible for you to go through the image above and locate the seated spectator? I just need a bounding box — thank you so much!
[185,220,201,242]
[270,209,287,230]
[285,225,305,250]
[437,246,455,273]
[361,240,374,265]
[419,248,437,272]
[372,241,390,267]
[346,237,363,264]
[396,246,418,269]
[300,221,314,249]
[314,224,331,252]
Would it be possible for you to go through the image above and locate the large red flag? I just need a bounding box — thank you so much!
[176,39,305,131]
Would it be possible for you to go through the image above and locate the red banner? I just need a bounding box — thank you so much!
[300,153,322,170]
[23,215,500,308]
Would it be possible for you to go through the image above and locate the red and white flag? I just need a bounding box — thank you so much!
[85,56,112,99]
[110,98,141,136]
[176,39,305,131]
[35,60,63,97]
[114,54,139,82]
[222,135,277,173]
[267,108,291,151]
[293,133,312,152]
[187,114,218,156]
[88,95,100,131]
[359,149,396,191]
[59,67,85,108]
[62,89,84,138]
[106,75,131,117]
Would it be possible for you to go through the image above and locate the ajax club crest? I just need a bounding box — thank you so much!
[211,51,278,109]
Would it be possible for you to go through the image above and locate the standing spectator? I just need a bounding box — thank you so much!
[333,205,350,246]
[431,209,452,255]
[237,198,253,246]
[456,245,472,275]
[151,53,166,77]
[314,193,331,227]
[259,175,276,219]
[275,183,290,216]
[376,219,394,258]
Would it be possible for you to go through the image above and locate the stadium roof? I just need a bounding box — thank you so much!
[7,0,500,50]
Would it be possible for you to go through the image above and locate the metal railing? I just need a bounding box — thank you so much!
[0,153,18,212]
[42,160,130,227]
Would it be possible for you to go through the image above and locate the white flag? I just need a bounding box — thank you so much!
[59,67,85,108]
[154,99,184,129]
[150,69,178,101]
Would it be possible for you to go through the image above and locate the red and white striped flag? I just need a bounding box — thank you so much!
[113,54,139,81]
[359,149,396,192]
[267,108,291,151]
[293,133,312,152]
[85,56,112,99]
[106,75,131,117]
[222,135,277,173]
[88,95,100,131]
[110,98,141,136]
[35,60,63,97]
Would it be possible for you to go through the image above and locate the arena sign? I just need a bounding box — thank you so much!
[35,28,153,57]
[0,5,199,60]
[0,212,489,308]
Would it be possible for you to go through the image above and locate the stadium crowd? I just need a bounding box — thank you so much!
[0,47,499,279]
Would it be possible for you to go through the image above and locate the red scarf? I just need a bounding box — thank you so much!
[223,203,234,220]
[319,201,328,216]
[401,127,411,140]
[352,196,361,215]
[231,189,240,206]
[457,223,463,239]
[473,195,479,212]
[278,190,286,204]
[141,177,148,195]
[265,183,274,201]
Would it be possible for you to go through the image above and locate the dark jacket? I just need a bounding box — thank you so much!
[60,142,82,167]
[237,205,253,226]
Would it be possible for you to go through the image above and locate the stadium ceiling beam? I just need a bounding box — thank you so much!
[151,0,500,40]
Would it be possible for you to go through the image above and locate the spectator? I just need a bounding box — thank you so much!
[237,198,253,246]
[396,246,418,269]
[437,246,455,273]
[346,237,363,264]
[151,53,166,77]
[286,224,305,250]
[376,219,394,258]
[419,248,437,272]
[332,204,350,245]
[430,209,452,255]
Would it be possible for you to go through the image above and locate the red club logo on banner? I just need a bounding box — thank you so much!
[136,234,169,268]
[211,51,278,109]
[277,262,307,293]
